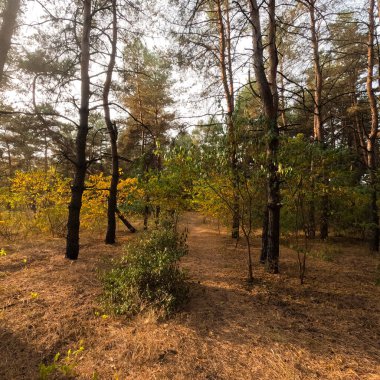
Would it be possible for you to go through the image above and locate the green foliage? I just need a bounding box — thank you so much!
[38,341,85,380]
[103,221,189,317]
[310,246,342,262]
[140,144,196,214]
[118,38,174,170]
[280,134,372,238]
[191,114,267,232]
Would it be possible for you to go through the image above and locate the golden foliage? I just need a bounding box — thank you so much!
[0,169,141,237]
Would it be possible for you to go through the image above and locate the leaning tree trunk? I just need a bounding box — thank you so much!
[116,207,136,233]
[0,0,21,85]
[66,0,91,260]
[104,0,118,244]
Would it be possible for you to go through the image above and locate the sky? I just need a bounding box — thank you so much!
[10,0,369,135]
[13,0,247,133]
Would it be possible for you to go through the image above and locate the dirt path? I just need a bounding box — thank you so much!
[0,213,379,379]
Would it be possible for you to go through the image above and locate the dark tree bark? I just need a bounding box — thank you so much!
[0,0,21,85]
[248,0,280,273]
[260,207,268,264]
[116,207,136,233]
[65,0,92,260]
[104,0,119,244]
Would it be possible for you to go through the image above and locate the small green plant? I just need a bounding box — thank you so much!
[0,248,6,257]
[38,341,85,380]
[310,246,341,262]
[103,221,189,317]
[30,292,39,299]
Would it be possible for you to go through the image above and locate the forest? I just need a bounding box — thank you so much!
[0,0,379,379]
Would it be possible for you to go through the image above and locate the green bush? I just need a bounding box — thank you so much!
[103,222,189,317]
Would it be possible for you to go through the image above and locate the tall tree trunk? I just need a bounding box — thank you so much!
[279,57,287,128]
[352,89,368,168]
[308,0,329,239]
[309,0,323,144]
[0,0,20,85]
[228,114,240,239]
[260,207,268,263]
[366,0,379,251]
[248,0,280,273]
[216,0,239,238]
[66,0,91,260]
[104,0,118,244]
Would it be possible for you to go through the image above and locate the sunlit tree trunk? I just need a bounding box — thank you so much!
[308,0,329,239]
[215,0,239,238]
[366,0,379,252]
[66,0,91,260]
[309,1,323,144]
[352,90,368,168]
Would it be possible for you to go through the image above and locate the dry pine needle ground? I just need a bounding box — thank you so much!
[0,213,379,379]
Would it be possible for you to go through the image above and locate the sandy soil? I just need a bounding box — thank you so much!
[0,213,379,379]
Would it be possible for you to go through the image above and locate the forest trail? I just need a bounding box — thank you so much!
[0,212,380,379]
[181,213,380,380]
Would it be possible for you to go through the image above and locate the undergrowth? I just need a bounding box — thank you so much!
[38,341,84,380]
[103,220,189,317]
[310,245,341,262]
[375,262,380,286]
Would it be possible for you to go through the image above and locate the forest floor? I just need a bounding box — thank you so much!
[0,212,380,380]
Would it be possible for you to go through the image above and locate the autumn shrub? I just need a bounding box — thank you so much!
[5,169,70,237]
[103,221,189,317]
[0,212,21,240]
[193,177,233,227]
[1,169,141,236]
